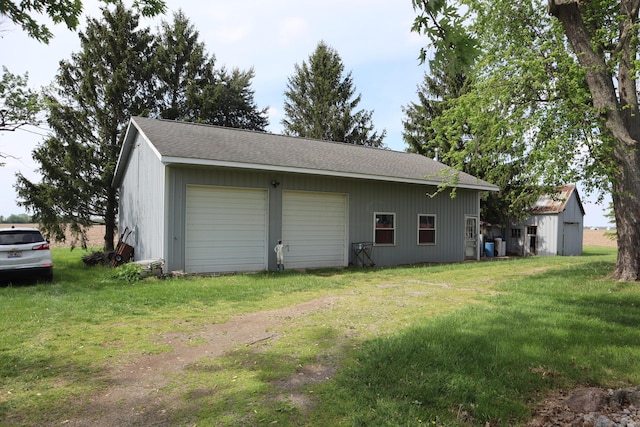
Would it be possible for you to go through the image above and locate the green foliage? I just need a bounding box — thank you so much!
[15,3,156,250]
[152,10,268,130]
[15,5,269,251]
[409,1,638,225]
[112,262,143,283]
[411,0,480,75]
[0,66,44,133]
[0,0,166,43]
[412,0,640,280]
[1,247,630,426]
[282,41,386,147]
[0,213,32,223]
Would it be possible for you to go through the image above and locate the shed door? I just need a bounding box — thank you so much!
[185,186,268,273]
[563,222,582,256]
[282,191,347,269]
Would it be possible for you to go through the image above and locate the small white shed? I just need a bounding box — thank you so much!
[507,184,584,256]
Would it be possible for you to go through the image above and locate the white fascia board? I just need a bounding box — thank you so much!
[161,156,499,192]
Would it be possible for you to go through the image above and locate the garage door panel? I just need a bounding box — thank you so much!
[283,191,347,269]
[186,186,267,273]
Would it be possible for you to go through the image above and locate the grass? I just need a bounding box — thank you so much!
[1,246,637,426]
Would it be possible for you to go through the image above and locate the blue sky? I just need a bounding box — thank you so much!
[0,0,610,225]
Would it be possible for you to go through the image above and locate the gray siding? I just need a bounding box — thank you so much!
[508,191,584,256]
[118,134,165,261]
[560,192,584,255]
[164,166,480,272]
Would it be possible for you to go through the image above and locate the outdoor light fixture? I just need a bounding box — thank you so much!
[271,180,280,188]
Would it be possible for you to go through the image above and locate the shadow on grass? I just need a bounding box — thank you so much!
[0,350,105,426]
[322,260,640,426]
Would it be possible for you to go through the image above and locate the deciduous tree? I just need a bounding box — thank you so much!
[412,0,639,280]
[0,0,165,43]
[282,41,385,147]
[0,67,43,133]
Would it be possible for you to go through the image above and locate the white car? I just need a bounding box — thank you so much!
[0,227,53,282]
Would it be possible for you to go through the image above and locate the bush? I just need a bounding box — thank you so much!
[112,262,143,283]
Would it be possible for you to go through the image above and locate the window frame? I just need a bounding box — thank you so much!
[417,214,437,245]
[374,212,396,246]
[511,228,522,238]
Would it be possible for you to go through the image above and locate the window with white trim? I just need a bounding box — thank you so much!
[374,212,395,245]
[418,214,436,245]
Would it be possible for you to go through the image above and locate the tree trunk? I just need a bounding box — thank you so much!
[104,187,117,252]
[611,150,640,281]
[550,0,640,281]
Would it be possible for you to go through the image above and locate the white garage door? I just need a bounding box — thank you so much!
[185,186,268,273]
[282,191,347,269]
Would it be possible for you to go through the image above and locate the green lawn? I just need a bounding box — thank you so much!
[1,247,636,426]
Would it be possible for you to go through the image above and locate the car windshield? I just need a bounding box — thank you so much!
[0,231,45,245]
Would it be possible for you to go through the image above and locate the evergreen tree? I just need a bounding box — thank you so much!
[14,5,270,250]
[412,0,640,280]
[15,3,156,250]
[153,10,268,130]
[282,41,385,147]
[402,54,540,227]
[402,67,469,157]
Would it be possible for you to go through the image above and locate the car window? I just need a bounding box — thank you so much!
[0,231,45,245]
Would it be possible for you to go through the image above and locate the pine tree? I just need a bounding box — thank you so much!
[402,68,468,157]
[153,10,268,130]
[15,3,156,250]
[282,41,385,147]
[15,4,271,250]
[403,62,538,227]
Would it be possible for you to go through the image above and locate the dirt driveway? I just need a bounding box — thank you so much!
[65,297,337,426]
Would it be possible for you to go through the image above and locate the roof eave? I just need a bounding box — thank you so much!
[112,120,138,188]
[161,156,500,192]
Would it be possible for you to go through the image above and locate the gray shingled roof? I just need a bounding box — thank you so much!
[113,116,498,191]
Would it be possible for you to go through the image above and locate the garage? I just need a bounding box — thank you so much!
[282,191,347,269]
[185,185,268,273]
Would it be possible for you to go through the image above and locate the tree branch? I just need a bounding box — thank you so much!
[549,0,637,149]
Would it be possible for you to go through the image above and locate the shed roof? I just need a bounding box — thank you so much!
[530,184,585,215]
[113,117,498,191]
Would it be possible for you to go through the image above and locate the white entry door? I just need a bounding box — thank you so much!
[464,216,478,260]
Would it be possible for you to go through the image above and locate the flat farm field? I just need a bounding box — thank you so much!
[2,224,617,250]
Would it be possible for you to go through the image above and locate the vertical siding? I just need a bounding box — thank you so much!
[118,134,165,261]
[511,214,559,256]
[166,168,480,270]
[166,167,274,272]
[536,214,559,256]
[509,191,584,257]
[560,192,584,255]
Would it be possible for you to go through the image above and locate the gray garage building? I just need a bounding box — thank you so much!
[112,117,498,274]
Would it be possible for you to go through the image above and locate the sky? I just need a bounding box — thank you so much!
[0,0,610,226]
